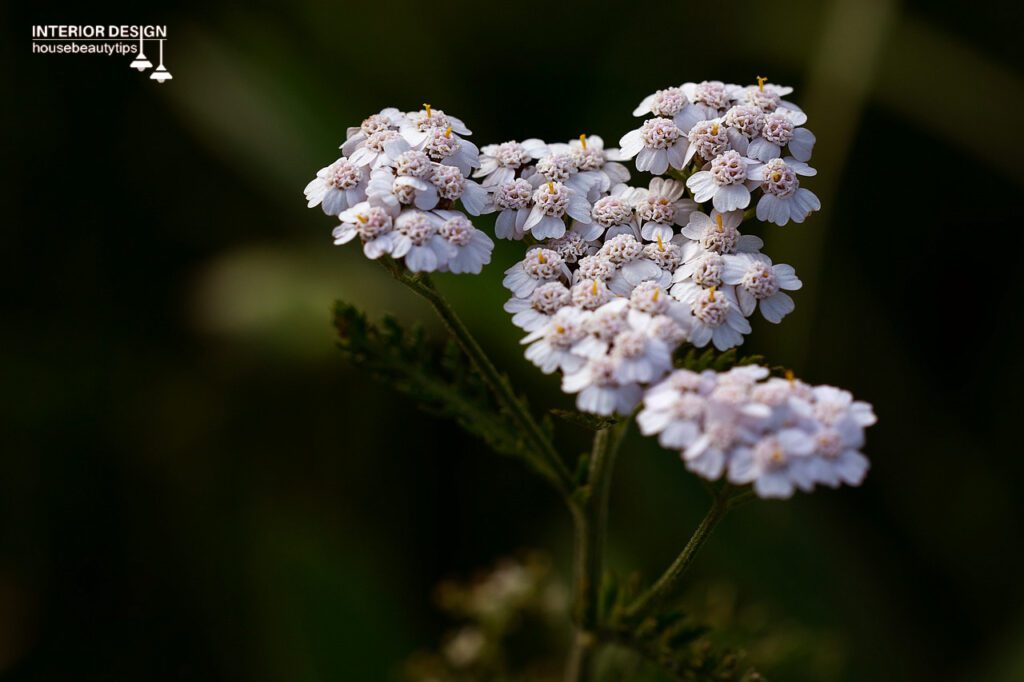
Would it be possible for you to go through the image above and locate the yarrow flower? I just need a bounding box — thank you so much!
[367,165,438,211]
[721,252,802,323]
[481,76,827,411]
[638,367,876,497]
[630,177,697,242]
[334,197,400,259]
[501,240,695,415]
[304,157,368,216]
[632,86,691,125]
[746,110,815,162]
[618,117,689,175]
[567,134,631,193]
[749,157,820,225]
[668,208,801,346]
[684,80,734,115]
[340,108,404,157]
[491,178,535,240]
[433,210,495,275]
[400,104,472,146]
[504,281,571,332]
[523,181,592,240]
[475,139,548,187]
[686,150,759,212]
[304,104,492,274]
[731,78,807,124]
[308,79,874,518]
[503,247,571,298]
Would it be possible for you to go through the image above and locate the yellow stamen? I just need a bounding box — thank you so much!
[757,75,767,92]
[423,103,432,118]
[356,214,368,224]
[715,214,724,233]
[579,134,588,149]
[591,279,598,295]
[547,182,554,193]
[771,171,782,182]
[652,288,660,302]
[771,449,783,463]
[659,198,669,205]
[555,325,565,334]
[785,369,795,384]
[708,286,716,301]
[711,123,719,136]
[537,251,547,264]
[656,233,664,251]
[444,126,452,138]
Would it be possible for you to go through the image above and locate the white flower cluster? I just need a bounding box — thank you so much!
[506,269,691,416]
[621,79,820,225]
[304,84,876,498]
[475,134,631,241]
[638,366,877,498]
[303,105,494,274]
[490,78,820,414]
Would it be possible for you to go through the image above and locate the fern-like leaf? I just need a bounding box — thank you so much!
[333,301,528,462]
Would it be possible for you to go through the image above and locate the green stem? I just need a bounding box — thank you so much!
[565,420,629,682]
[387,263,574,497]
[726,488,757,510]
[563,629,597,682]
[623,491,730,621]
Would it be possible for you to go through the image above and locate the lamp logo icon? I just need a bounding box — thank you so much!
[132,37,172,83]
[31,25,172,84]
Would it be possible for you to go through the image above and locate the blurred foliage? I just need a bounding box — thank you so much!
[404,553,568,682]
[4,0,1024,680]
[404,554,767,682]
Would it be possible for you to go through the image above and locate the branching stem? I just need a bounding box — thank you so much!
[565,420,629,682]
[375,259,756,679]
[623,486,741,621]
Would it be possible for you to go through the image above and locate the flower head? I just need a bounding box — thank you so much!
[639,367,875,497]
[686,151,758,212]
[748,158,820,225]
[618,118,690,175]
[474,139,548,187]
[304,157,368,216]
[309,105,488,275]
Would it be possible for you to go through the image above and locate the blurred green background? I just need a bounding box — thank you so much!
[3,0,1024,679]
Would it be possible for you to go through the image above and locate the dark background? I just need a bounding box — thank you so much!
[3,0,1024,679]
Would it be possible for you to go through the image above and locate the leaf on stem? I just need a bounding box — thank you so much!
[602,613,763,682]
[549,409,621,431]
[333,301,529,462]
[601,558,763,680]
[677,347,766,372]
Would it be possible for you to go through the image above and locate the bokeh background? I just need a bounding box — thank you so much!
[4,0,1024,679]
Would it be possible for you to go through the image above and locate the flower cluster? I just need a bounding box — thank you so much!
[304,105,494,274]
[306,81,876,498]
[638,366,876,498]
[490,78,818,415]
[475,134,630,241]
[507,271,691,416]
[621,79,819,225]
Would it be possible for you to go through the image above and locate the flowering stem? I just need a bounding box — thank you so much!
[384,261,575,497]
[622,487,735,621]
[565,420,630,682]
[725,488,757,510]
